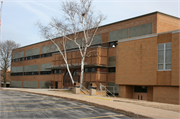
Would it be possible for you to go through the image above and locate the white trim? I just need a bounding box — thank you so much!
[118,34,158,43]
[172,30,180,34]
[163,44,166,70]
[158,70,171,71]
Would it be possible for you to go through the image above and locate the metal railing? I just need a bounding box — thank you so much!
[100,83,116,98]
[77,83,90,95]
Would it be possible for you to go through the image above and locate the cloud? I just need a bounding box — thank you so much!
[27,0,60,14]
[16,2,51,22]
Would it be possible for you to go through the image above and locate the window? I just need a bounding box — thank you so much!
[72,70,78,75]
[41,53,52,58]
[40,71,51,75]
[108,67,116,73]
[32,55,39,59]
[65,71,69,76]
[158,42,171,70]
[25,56,32,60]
[11,72,23,76]
[134,86,147,93]
[84,68,95,73]
[53,69,61,74]
[24,72,39,75]
[12,58,24,62]
[24,71,39,75]
[24,72,32,75]
[32,72,39,75]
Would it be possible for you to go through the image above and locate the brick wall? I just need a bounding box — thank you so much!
[116,36,157,85]
[157,13,180,33]
[153,86,179,104]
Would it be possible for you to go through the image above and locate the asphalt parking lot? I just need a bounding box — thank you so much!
[0,90,131,119]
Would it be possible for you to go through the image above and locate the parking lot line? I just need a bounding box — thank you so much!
[84,96,111,101]
[0,106,94,113]
[79,114,125,119]
[0,101,71,105]
[0,98,52,101]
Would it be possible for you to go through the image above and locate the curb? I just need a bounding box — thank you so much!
[1,89,152,119]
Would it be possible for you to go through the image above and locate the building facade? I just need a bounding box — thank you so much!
[10,12,180,104]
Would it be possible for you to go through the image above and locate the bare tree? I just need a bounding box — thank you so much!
[0,40,20,87]
[37,0,106,88]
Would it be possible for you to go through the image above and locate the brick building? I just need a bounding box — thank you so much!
[10,12,180,104]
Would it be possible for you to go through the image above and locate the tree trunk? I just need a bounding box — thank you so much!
[80,56,85,88]
[4,81,6,88]
[80,47,87,89]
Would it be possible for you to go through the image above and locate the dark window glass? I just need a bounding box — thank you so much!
[32,72,39,75]
[24,72,32,75]
[72,70,78,75]
[25,56,32,60]
[91,68,95,72]
[65,71,69,76]
[19,58,24,61]
[134,86,147,93]
[54,70,57,74]
[41,53,52,58]
[84,68,88,73]
[32,55,39,59]
[11,72,23,76]
[40,71,51,75]
[53,69,61,74]
[84,68,96,73]
[108,67,116,72]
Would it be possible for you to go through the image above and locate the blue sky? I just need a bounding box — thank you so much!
[1,0,180,47]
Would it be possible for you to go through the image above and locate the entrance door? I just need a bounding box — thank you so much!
[55,82,58,89]
[133,86,147,100]
[63,70,80,89]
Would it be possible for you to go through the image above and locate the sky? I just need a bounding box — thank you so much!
[1,0,180,47]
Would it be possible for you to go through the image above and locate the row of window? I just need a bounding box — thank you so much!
[12,53,53,62]
[12,42,117,63]
[11,71,52,76]
[11,67,116,76]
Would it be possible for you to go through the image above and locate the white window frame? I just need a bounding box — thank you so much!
[157,42,171,71]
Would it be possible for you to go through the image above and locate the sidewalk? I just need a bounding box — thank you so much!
[1,88,180,119]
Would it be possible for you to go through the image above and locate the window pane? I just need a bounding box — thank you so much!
[166,64,171,70]
[158,44,164,50]
[85,68,88,72]
[158,50,164,63]
[166,43,171,49]
[59,70,61,73]
[165,49,171,63]
[158,64,163,70]
[92,68,95,72]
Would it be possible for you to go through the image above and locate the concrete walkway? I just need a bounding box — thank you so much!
[1,88,180,119]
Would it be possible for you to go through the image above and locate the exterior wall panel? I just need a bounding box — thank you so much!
[129,23,152,37]
[11,81,22,87]
[41,63,51,71]
[11,66,23,73]
[109,28,128,42]
[12,51,24,59]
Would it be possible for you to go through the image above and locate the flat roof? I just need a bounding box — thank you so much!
[13,11,180,51]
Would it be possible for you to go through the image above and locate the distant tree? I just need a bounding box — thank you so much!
[0,40,20,87]
[37,0,106,88]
